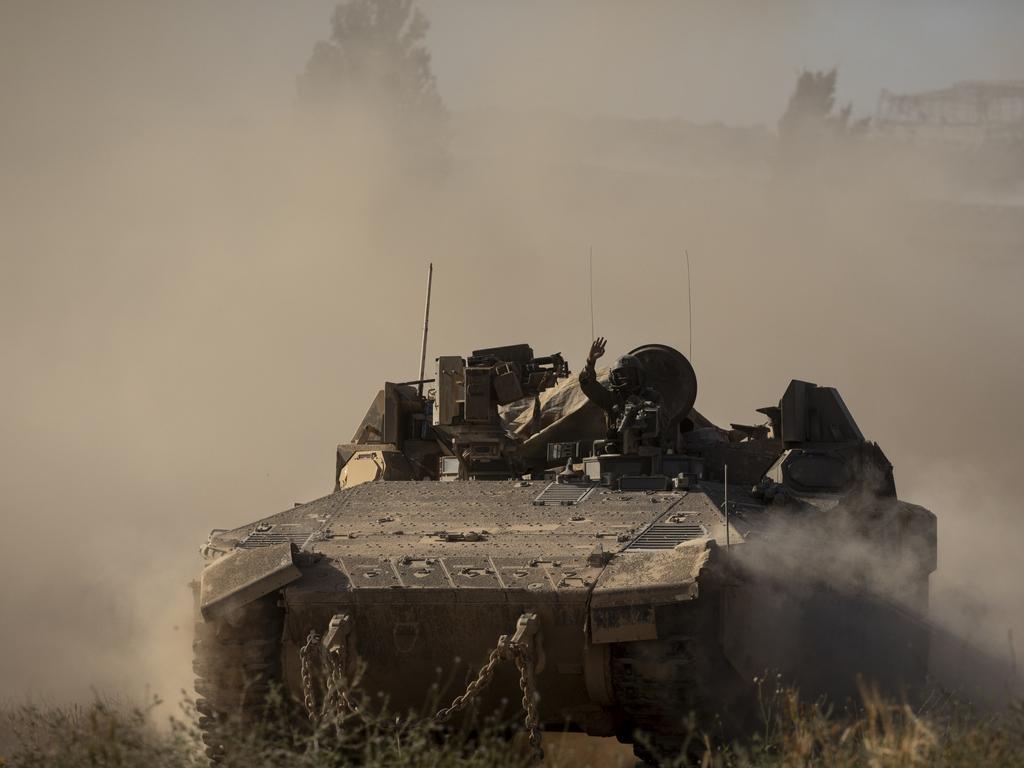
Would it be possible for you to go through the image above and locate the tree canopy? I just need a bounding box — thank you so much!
[777,69,868,168]
[297,0,449,173]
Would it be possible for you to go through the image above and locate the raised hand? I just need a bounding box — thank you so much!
[587,337,607,369]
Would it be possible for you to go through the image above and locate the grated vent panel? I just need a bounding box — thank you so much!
[625,523,706,550]
[532,482,595,506]
[239,528,317,549]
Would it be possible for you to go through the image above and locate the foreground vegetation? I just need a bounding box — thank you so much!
[2,685,1023,768]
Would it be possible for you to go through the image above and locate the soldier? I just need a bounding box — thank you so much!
[580,338,662,451]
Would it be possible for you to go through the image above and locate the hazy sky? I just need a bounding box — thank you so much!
[5,1,1022,129]
[256,0,1024,123]
[419,0,1024,122]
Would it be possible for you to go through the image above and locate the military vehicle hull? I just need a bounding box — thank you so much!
[194,344,936,765]
[195,484,933,761]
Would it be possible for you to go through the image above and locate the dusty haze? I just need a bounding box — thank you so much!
[1,0,1022,707]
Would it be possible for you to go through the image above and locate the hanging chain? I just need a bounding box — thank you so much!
[434,615,545,764]
[299,630,320,723]
[434,634,514,722]
[300,628,355,725]
[513,644,543,763]
[321,641,355,719]
[302,613,545,764]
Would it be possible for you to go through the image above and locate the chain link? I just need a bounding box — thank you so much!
[303,618,545,764]
[434,634,513,722]
[299,630,320,723]
[434,629,544,764]
[300,630,355,726]
[513,645,544,762]
[321,643,355,720]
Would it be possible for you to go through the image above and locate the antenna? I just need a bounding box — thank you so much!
[588,246,595,341]
[724,464,730,549]
[417,262,433,397]
[685,249,693,361]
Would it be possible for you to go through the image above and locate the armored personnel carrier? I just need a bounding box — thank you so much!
[193,341,936,764]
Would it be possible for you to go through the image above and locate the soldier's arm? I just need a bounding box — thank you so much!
[584,337,606,376]
[580,337,616,411]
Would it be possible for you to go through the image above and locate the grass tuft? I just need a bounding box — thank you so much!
[1,685,1023,767]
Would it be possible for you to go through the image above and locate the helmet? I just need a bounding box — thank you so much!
[609,354,645,392]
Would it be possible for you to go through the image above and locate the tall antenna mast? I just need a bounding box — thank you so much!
[724,464,730,549]
[417,262,433,397]
[685,249,693,361]
[588,246,595,340]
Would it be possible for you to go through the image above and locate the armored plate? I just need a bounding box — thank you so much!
[209,481,742,600]
[206,478,752,666]
[199,542,301,619]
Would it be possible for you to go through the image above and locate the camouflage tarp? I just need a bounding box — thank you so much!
[503,368,714,464]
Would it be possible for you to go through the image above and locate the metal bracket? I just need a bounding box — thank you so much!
[511,611,546,675]
[322,612,355,677]
[323,613,352,652]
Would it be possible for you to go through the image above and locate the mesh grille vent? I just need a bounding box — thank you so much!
[532,482,595,506]
[239,528,317,549]
[625,523,706,550]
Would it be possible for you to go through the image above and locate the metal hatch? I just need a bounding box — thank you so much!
[532,481,596,506]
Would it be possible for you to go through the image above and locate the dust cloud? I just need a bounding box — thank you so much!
[1,0,1022,711]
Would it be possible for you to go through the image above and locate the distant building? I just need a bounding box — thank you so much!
[875,81,1024,145]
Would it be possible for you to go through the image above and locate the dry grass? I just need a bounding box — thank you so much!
[1,686,1022,768]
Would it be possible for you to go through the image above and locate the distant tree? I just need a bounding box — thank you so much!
[779,69,838,135]
[297,0,449,174]
[777,69,868,167]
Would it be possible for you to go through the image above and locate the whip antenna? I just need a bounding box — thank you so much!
[685,249,693,361]
[724,464,730,549]
[589,246,595,340]
[417,262,433,397]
